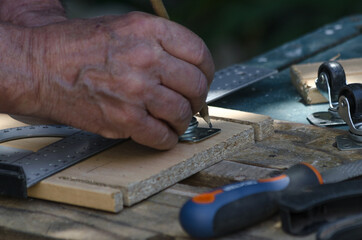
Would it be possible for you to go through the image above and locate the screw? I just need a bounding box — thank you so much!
[340,99,347,107]
[319,73,326,83]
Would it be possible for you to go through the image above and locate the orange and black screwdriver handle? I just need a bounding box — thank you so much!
[179,163,323,239]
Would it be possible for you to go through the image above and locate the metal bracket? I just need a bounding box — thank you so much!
[179,117,221,143]
[307,109,345,127]
[336,96,362,150]
[336,134,362,151]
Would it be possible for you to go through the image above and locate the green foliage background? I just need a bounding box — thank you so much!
[64,0,362,69]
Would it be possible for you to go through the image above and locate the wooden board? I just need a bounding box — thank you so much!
[290,58,362,104]
[182,160,280,188]
[0,120,352,240]
[229,120,362,171]
[0,107,273,212]
[208,106,274,141]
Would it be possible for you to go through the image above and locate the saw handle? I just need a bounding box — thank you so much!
[179,163,323,239]
[279,179,362,236]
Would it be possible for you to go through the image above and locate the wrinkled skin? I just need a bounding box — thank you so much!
[0,1,214,150]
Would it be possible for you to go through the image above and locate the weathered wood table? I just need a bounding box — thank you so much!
[1,15,362,240]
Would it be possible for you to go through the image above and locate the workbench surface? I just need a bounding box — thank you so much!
[1,15,362,240]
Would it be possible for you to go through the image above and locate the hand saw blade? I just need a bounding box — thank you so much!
[321,160,362,184]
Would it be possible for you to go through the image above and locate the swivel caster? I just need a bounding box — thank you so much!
[307,61,347,127]
[336,84,362,150]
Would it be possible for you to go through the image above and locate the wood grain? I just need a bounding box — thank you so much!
[229,120,362,171]
[0,120,353,240]
[183,160,281,188]
[27,118,254,211]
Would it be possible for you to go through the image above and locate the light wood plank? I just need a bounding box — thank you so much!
[208,106,274,141]
[290,58,362,104]
[28,177,124,212]
[34,119,254,210]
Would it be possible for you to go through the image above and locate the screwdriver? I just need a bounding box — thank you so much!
[179,162,324,238]
[150,0,212,128]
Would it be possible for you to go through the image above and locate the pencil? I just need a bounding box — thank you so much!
[149,0,212,128]
[150,0,169,19]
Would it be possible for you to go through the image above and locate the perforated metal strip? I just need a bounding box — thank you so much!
[0,125,125,187]
[0,125,79,143]
[0,146,32,164]
[207,64,277,103]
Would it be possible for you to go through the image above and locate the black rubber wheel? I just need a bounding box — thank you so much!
[339,83,362,119]
[318,61,346,102]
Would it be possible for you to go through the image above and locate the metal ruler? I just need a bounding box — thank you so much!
[0,125,124,198]
[207,64,277,103]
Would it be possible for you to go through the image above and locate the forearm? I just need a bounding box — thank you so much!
[0,24,39,115]
[0,0,66,27]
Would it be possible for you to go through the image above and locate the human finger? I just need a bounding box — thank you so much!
[131,113,179,150]
[93,101,179,150]
[158,53,208,114]
[144,84,192,135]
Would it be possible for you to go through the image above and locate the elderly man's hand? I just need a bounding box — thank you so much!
[13,12,214,150]
[0,0,66,27]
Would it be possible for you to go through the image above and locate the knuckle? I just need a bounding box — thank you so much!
[125,11,158,34]
[153,17,169,36]
[126,76,146,97]
[122,108,144,129]
[125,11,151,25]
[132,44,159,68]
[129,81,144,96]
[114,12,163,68]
